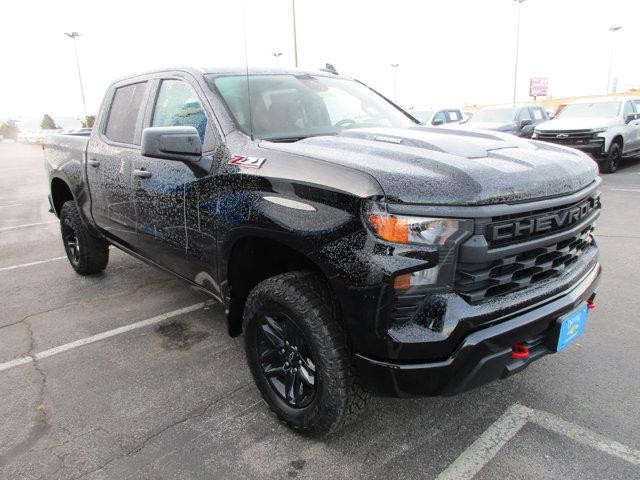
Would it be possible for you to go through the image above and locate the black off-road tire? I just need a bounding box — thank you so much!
[600,141,621,174]
[243,271,369,436]
[59,200,109,275]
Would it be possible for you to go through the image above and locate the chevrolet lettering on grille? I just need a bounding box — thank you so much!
[488,197,599,242]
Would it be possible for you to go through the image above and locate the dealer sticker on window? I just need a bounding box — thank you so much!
[228,155,266,168]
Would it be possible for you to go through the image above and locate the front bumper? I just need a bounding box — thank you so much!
[355,262,601,397]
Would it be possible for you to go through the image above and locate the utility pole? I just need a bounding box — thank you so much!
[512,0,526,105]
[64,32,88,123]
[391,64,399,103]
[606,26,622,95]
[292,0,299,67]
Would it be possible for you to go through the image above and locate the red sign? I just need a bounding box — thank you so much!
[529,78,548,97]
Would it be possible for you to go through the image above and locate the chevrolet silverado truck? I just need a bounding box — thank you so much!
[44,68,601,436]
[534,97,640,173]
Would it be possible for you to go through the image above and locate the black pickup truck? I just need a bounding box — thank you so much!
[44,67,601,436]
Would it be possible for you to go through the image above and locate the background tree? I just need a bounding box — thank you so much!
[0,120,19,140]
[82,115,95,128]
[40,114,59,129]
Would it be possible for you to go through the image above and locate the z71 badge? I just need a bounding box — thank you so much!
[228,155,266,168]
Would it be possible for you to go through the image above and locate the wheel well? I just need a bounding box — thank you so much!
[611,135,623,149]
[226,237,320,336]
[50,178,74,217]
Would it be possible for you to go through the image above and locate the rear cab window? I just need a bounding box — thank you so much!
[104,82,147,145]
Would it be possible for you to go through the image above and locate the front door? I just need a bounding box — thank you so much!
[132,78,211,278]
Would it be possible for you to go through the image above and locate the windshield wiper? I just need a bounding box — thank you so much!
[264,133,335,143]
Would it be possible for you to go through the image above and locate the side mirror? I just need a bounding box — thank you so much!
[432,119,444,126]
[519,119,533,128]
[141,126,202,161]
[625,113,638,124]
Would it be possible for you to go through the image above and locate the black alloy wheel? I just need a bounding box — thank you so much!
[62,216,81,267]
[256,312,317,408]
[601,142,621,173]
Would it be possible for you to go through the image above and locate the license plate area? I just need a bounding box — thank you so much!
[553,303,589,352]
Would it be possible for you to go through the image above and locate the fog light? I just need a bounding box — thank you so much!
[393,266,441,291]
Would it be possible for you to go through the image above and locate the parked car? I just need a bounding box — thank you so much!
[44,67,600,436]
[533,97,640,173]
[410,107,464,126]
[461,104,548,138]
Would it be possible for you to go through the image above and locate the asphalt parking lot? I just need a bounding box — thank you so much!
[0,142,639,479]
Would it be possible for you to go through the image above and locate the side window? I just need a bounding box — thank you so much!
[531,107,544,120]
[447,110,462,122]
[432,110,447,125]
[152,80,208,142]
[104,82,147,144]
[623,101,635,117]
[633,100,640,113]
[517,108,532,121]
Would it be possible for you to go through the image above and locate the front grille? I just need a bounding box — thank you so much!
[483,192,600,248]
[455,226,594,303]
[536,129,602,147]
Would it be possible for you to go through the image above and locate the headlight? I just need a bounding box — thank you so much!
[364,202,473,290]
[590,128,607,134]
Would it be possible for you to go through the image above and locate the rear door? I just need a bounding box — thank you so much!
[88,80,150,248]
[132,75,216,278]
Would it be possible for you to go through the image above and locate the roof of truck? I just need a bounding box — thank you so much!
[114,66,352,83]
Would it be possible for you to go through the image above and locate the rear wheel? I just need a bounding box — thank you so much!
[242,271,368,436]
[59,200,109,275]
[600,141,621,174]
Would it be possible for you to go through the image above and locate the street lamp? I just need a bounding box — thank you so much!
[391,63,399,103]
[272,51,283,66]
[291,0,299,67]
[64,32,88,123]
[512,0,526,105]
[606,26,622,95]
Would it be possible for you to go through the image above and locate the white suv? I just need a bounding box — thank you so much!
[533,97,640,173]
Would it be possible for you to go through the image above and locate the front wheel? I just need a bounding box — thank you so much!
[242,271,368,436]
[600,141,621,174]
[59,200,109,275]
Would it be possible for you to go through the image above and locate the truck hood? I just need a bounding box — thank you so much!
[261,127,598,205]
[535,117,616,131]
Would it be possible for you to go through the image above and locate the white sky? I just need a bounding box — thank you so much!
[1,0,638,125]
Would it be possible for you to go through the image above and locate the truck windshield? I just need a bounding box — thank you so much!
[467,107,518,124]
[208,74,415,141]
[557,102,620,119]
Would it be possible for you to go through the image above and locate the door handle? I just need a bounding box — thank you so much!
[133,169,152,179]
[87,158,100,167]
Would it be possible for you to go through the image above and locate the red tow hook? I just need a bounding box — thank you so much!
[511,343,529,360]
[587,299,596,310]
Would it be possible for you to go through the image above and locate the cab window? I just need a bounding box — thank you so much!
[623,101,635,117]
[152,80,208,142]
[432,110,447,125]
[104,82,147,145]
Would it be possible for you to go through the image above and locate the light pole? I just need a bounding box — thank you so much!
[606,26,622,95]
[512,0,526,104]
[272,51,283,66]
[64,32,88,123]
[291,0,299,67]
[391,64,399,103]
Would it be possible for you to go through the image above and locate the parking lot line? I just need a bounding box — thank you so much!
[0,256,66,272]
[0,301,214,373]
[436,403,640,480]
[0,221,56,231]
